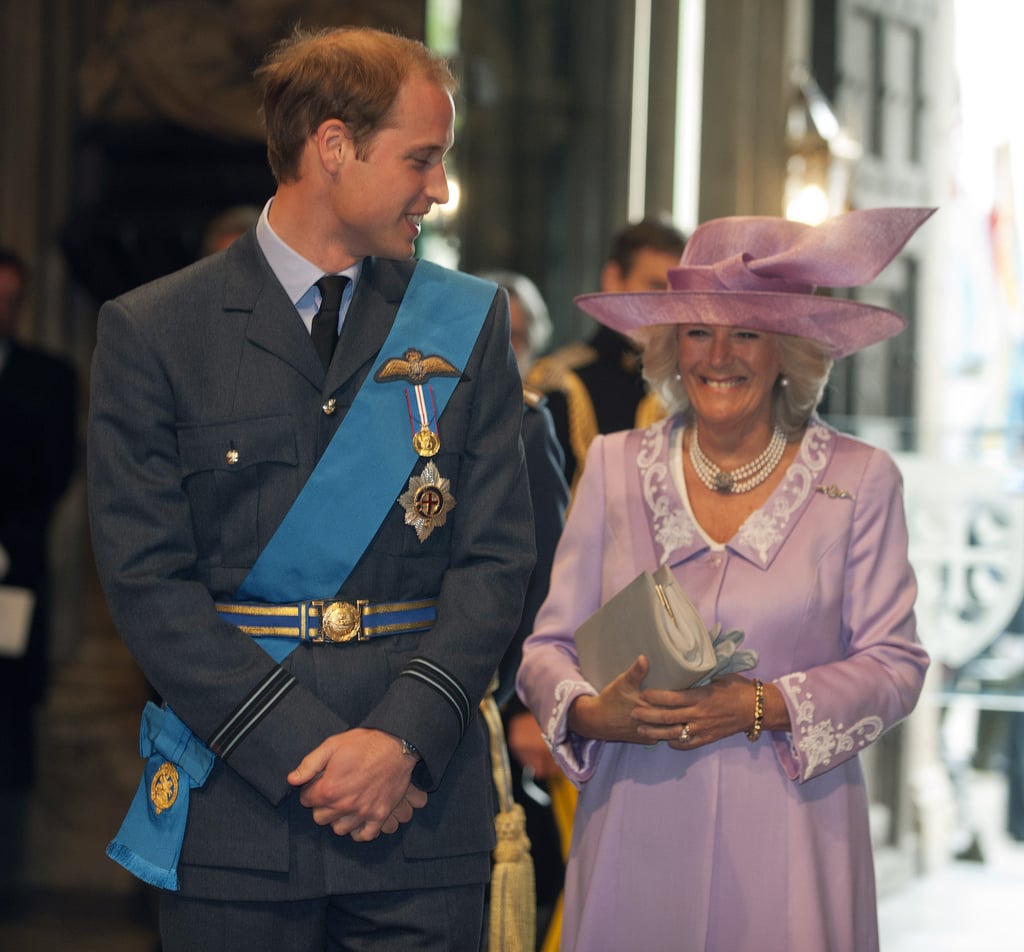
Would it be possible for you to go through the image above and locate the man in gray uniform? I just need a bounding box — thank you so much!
[88,27,534,951]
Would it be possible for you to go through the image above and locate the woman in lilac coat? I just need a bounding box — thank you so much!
[517,208,935,952]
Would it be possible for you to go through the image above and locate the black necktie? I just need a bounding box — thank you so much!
[311,275,349,371]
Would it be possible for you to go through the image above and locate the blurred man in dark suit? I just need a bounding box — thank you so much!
[0,248,77,888]
[527,218,686,490]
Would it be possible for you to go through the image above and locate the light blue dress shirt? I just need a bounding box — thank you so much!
[254,199,361,334]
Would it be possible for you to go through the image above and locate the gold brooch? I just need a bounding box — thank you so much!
[399,461,456,542]
[150,761,179,815]
[816,484,854,500]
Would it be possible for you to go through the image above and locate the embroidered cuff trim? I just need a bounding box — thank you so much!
[208,667,298,759]
[401,657,471,736]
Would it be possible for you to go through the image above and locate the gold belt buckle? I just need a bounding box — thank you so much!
[311,600,368,643]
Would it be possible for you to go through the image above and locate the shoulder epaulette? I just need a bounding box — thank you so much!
[525,341,597,394]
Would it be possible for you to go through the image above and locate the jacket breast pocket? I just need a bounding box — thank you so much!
[177,415,298,570]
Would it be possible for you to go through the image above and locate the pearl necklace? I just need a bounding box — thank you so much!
[689,423,787,494]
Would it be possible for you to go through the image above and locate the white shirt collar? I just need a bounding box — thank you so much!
[254,198,362,305]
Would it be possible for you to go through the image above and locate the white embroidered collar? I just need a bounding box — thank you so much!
[640,415,834,568]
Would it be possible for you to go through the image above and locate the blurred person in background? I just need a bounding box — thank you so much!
[0,247,77,896]
[527,217,686,490]
[200,204,262,257]
[476,268,552,380]
[478,268,570,947]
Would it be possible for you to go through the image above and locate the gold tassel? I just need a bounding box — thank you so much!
[480,690,536,952]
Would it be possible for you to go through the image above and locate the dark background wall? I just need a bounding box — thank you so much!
[2,1,651,357]
[0,0,930,416]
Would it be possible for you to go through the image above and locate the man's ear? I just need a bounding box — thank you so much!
[315,118,351,174]
[600,260,624,293]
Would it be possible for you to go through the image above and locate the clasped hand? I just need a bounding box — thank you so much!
[568,656,756,749]
[287,727,427,841]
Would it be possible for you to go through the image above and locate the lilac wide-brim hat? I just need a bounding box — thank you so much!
[574,206,937,359]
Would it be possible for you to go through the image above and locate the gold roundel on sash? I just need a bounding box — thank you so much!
[414,484,447,519]
[412,426,440,457]
[151,761,180,815]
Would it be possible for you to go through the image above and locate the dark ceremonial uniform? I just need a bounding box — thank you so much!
[87,231,535,905]
[527,325,664,489]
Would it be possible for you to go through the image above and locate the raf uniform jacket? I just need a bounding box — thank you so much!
[87,231,536,900]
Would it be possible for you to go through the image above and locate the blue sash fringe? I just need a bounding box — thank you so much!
[105,702,215,890]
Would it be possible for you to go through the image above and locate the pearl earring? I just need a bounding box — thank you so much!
[674,371,682,381]
[779,375,790,388]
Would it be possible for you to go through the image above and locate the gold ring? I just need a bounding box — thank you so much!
[679,724,690,742]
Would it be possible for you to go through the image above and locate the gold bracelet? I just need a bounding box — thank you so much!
[746,678,765,742]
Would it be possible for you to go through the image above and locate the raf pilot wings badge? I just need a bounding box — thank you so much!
[375,348,460,385]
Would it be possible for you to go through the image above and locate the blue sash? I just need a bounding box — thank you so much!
[106,261,497,889]
[238,261,497,601]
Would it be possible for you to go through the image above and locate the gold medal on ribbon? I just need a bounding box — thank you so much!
[374,348,459,459]
[399,461,456,542]
[412,424,440,458]
[150,761,179,815]
[407,384,441,457]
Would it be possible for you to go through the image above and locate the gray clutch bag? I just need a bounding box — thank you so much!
[574,564,757,691]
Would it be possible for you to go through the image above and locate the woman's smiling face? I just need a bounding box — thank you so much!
[676,323,782,432]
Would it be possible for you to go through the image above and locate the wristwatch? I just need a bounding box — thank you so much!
[400,738,421,760]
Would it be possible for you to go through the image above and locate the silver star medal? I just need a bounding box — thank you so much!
[399,461,456,542]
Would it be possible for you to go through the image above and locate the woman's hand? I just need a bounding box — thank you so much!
[568,655,659,744]
[633,673,786,749]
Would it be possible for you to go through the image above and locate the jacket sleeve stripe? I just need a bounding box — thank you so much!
[400,657,470,735]
[208,667,298,759]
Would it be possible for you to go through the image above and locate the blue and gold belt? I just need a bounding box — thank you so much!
[215,597,438,644]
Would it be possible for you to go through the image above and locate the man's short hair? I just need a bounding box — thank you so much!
[255,26,457,183]
[607,217,687,276]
